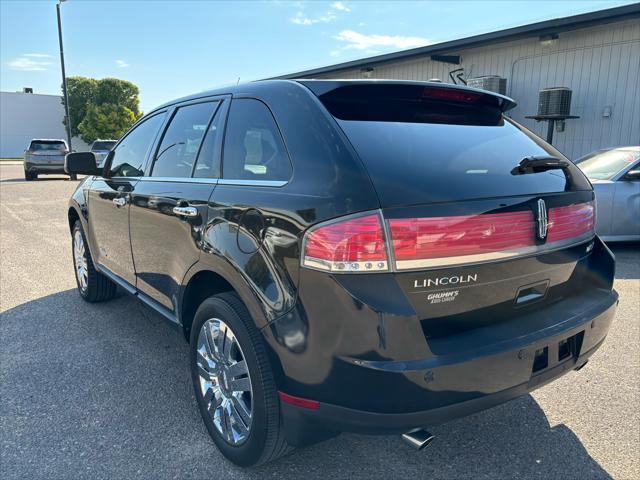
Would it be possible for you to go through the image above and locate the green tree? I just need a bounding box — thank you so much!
[64,76,98,137]
[62,76,142,143]
[77,104,136,144]
[95,78,141,117]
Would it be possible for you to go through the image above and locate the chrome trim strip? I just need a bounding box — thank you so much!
[217,179,287,187]
[394,233,595,271]
[102,177,287,186]
[135,176,218,184]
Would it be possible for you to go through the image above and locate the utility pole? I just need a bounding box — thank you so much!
[56,0,72,151]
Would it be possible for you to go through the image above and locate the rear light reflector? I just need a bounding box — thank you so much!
[278,392,320,410]
[389,211,536,268]
[547,201,595,243]
[302,212,388,273]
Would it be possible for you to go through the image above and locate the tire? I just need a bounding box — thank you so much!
[69,174,78,181]
[71,220,117,302]
[190,292,292,466]
[24,170,36,181]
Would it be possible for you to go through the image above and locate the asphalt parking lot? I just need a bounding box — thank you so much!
[0,162,638,480]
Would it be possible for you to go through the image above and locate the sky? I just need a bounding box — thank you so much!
[1,0,637,112]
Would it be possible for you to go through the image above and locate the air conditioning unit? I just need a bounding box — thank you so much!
[466,75,507,95]
[537,87,572,116]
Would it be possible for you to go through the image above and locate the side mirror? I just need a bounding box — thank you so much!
[621,169,640,181]
[65,152,101,176]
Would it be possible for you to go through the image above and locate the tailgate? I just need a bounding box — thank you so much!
[384,192,596,337]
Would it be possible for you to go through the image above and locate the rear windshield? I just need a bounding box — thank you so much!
[29,140,66,151]
[91,141,117,151]
[318,85,591,205]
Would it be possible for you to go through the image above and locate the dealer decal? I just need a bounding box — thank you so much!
[427,290,459,304]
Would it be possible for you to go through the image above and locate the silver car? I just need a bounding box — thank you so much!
[575,146,640,242]
[89,139,117,167]
[23,139,73,181]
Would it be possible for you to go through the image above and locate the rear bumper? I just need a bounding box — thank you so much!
[24,161,66,173]
[279,287,617,443]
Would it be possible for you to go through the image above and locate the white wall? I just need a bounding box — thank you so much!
[0,91,89,157]
[313,18,640,160]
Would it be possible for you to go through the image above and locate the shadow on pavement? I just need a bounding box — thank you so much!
[609,242,639,279]
[0,289,612,479]
[0,176,76,184]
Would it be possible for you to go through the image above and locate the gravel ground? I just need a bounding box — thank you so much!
[1,163,638,480]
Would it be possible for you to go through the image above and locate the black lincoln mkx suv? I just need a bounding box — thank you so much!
[66,80,618,466]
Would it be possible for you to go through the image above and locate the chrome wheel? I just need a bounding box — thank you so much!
[73,229,88,292]
[196,318,253,445]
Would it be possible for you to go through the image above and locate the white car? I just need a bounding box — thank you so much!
[575,146,640,242]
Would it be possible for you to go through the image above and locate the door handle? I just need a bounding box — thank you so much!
[173,206,199,218]
[112,197,127,207]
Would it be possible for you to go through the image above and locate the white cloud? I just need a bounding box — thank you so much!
[329,49,341,57]
[7,55,52,71]
[334,30,431,50]
[115,59,129,68]
[290,1,350,26]
[291,11,336,25]
[331,2,350,12]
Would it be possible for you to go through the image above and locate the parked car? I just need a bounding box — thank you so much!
[575,146,640,242]
[90,139,117,167]
[66,80,618,466]
[23,139,75,181]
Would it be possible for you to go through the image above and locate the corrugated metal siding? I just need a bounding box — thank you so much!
[0,92,89,157]
[315,19,640,159]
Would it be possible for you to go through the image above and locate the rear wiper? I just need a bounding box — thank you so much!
[511,155,570,175]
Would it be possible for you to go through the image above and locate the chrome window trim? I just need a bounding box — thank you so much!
[217,179,288,187]
[135,176,218,184]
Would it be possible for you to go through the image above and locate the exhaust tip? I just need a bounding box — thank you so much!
[402,429,435,450]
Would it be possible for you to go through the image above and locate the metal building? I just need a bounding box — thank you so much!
[278,4,640,160]
[0,91,88,158]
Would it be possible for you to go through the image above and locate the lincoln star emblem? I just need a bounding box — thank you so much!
[537,198,548,240]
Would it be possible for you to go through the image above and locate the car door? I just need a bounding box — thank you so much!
[129,98,226,313]
[87,112,166,286]
[612,160,640,238]
[204,97,298,322]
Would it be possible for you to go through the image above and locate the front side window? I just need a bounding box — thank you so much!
[151,102,218,178]
[222,99,291,181]
[109,113,165,177]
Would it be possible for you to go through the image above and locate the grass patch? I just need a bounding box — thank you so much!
[0,158,23,161]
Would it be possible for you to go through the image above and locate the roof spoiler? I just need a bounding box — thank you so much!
[297,79,517,113]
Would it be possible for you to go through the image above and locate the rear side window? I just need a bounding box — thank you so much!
[222,99,291,181]
[151,101,218,178]
[29,140,66,151]
[109,113,165,178]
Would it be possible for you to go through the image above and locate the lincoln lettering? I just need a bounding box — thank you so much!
[414,274,478,288]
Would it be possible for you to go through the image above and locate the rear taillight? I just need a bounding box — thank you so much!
[547,201,595,243]
[302,212,388,272]
[389,211,536,269]
[301,202,595,273]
